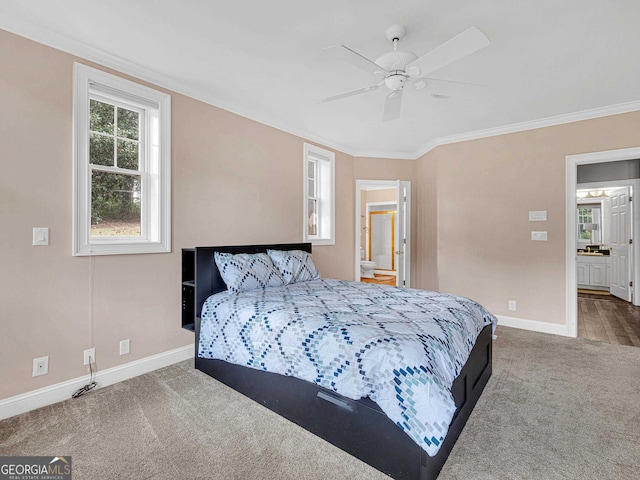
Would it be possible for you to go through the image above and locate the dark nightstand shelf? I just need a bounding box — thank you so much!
[181,249,196,331]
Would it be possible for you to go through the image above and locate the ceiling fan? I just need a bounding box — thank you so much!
[321,25,490,121]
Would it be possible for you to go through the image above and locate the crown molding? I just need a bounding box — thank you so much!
[0,15,362,156]
[3,14,640,163]
[414,100,640,159]
[349,149,419,160]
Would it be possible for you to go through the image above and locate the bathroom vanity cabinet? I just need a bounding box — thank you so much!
[577,254,611,290]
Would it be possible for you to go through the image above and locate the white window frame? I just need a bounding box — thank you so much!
[303,143,335,246]
[73,63,171,256]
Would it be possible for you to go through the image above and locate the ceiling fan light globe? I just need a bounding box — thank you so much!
[406,66,421,77]
[413,80,427,90]
[385,74,406,91]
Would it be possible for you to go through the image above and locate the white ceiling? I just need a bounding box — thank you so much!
[2,0,640,159]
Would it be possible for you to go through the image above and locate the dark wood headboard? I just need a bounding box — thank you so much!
[194,243,312,319]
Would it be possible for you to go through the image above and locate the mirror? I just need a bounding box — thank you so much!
[369,210,396,271]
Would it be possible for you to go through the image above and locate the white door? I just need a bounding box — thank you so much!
[394,181,411,287]
[610,187,632,301]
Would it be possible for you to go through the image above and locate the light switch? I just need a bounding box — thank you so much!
[531,231,548,241]
[529,211,547,221]
[33,227,49,246]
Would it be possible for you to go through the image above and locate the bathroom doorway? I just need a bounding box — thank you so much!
[566,147,640,337]
[355,180,411,287]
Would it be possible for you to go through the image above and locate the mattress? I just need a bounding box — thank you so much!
[198,278,497,456]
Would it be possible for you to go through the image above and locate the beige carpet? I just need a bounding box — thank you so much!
[1,326,639,479]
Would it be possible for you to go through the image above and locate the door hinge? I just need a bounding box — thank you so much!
[630,281,633,287]
[630,239,633,245]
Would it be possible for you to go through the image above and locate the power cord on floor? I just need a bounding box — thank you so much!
[72,356,98,398]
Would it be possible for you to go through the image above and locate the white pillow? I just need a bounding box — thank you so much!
[267,249,320,285]
[214,252,285,293]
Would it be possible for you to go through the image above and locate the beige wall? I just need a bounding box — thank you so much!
[0,30,406,400]
[416,112,640,323]
[4,27,640,404]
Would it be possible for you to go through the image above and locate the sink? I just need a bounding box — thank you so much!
[577,249,610,255]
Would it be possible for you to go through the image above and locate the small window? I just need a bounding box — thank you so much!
[73,64,171,255]
[303,143,334,245]
[577,207,601,244]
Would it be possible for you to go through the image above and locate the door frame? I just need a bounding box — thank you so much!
[565,147,640,337]
[355,179,411,286]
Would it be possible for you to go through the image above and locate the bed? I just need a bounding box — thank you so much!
[191,242,495,480]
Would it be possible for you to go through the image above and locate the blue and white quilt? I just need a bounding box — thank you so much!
[198,278,497,456]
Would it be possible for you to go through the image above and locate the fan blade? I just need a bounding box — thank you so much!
[325,45,388,77]
[413,77,484,99]
[319,84,380,104]
[382,90,403,122]
[407,26,489,77]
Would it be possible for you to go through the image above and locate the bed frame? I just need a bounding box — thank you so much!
[192,242,492,480]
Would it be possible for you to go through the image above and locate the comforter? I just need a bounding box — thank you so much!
[198,278,496,456]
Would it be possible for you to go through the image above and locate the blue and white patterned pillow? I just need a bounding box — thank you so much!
[214,252,285,293]
[267,249,320,285]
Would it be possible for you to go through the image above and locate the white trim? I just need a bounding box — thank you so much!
[416,101,640,159]
[73,63,171,256]
[566,147,640,337]
[0,344,193,420]
[400,181,411,287]
[4,13,639,162]
[496,315,571,337]
[303,143,335,246]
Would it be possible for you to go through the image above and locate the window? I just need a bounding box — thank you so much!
[303,143,335,245]
[577,206,601,244]
[73,64,170,256]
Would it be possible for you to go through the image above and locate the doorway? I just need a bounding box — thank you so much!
[566,147,640,337]
[355,180,411,287]
[575,182,640,345]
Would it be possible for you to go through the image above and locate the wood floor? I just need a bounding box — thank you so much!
[578,292,640,347]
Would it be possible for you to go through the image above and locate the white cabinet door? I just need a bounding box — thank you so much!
[577,262,590,285]
[590,264,607,286]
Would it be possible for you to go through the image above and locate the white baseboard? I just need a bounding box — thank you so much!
[0,344,194,420]
[496,315,572,337]
[0,316,574,421]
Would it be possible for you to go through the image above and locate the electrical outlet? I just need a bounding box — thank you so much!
[32,356,49,377]
[119,339,130,356]
[83,348,95,366]
[508,300,517,311]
